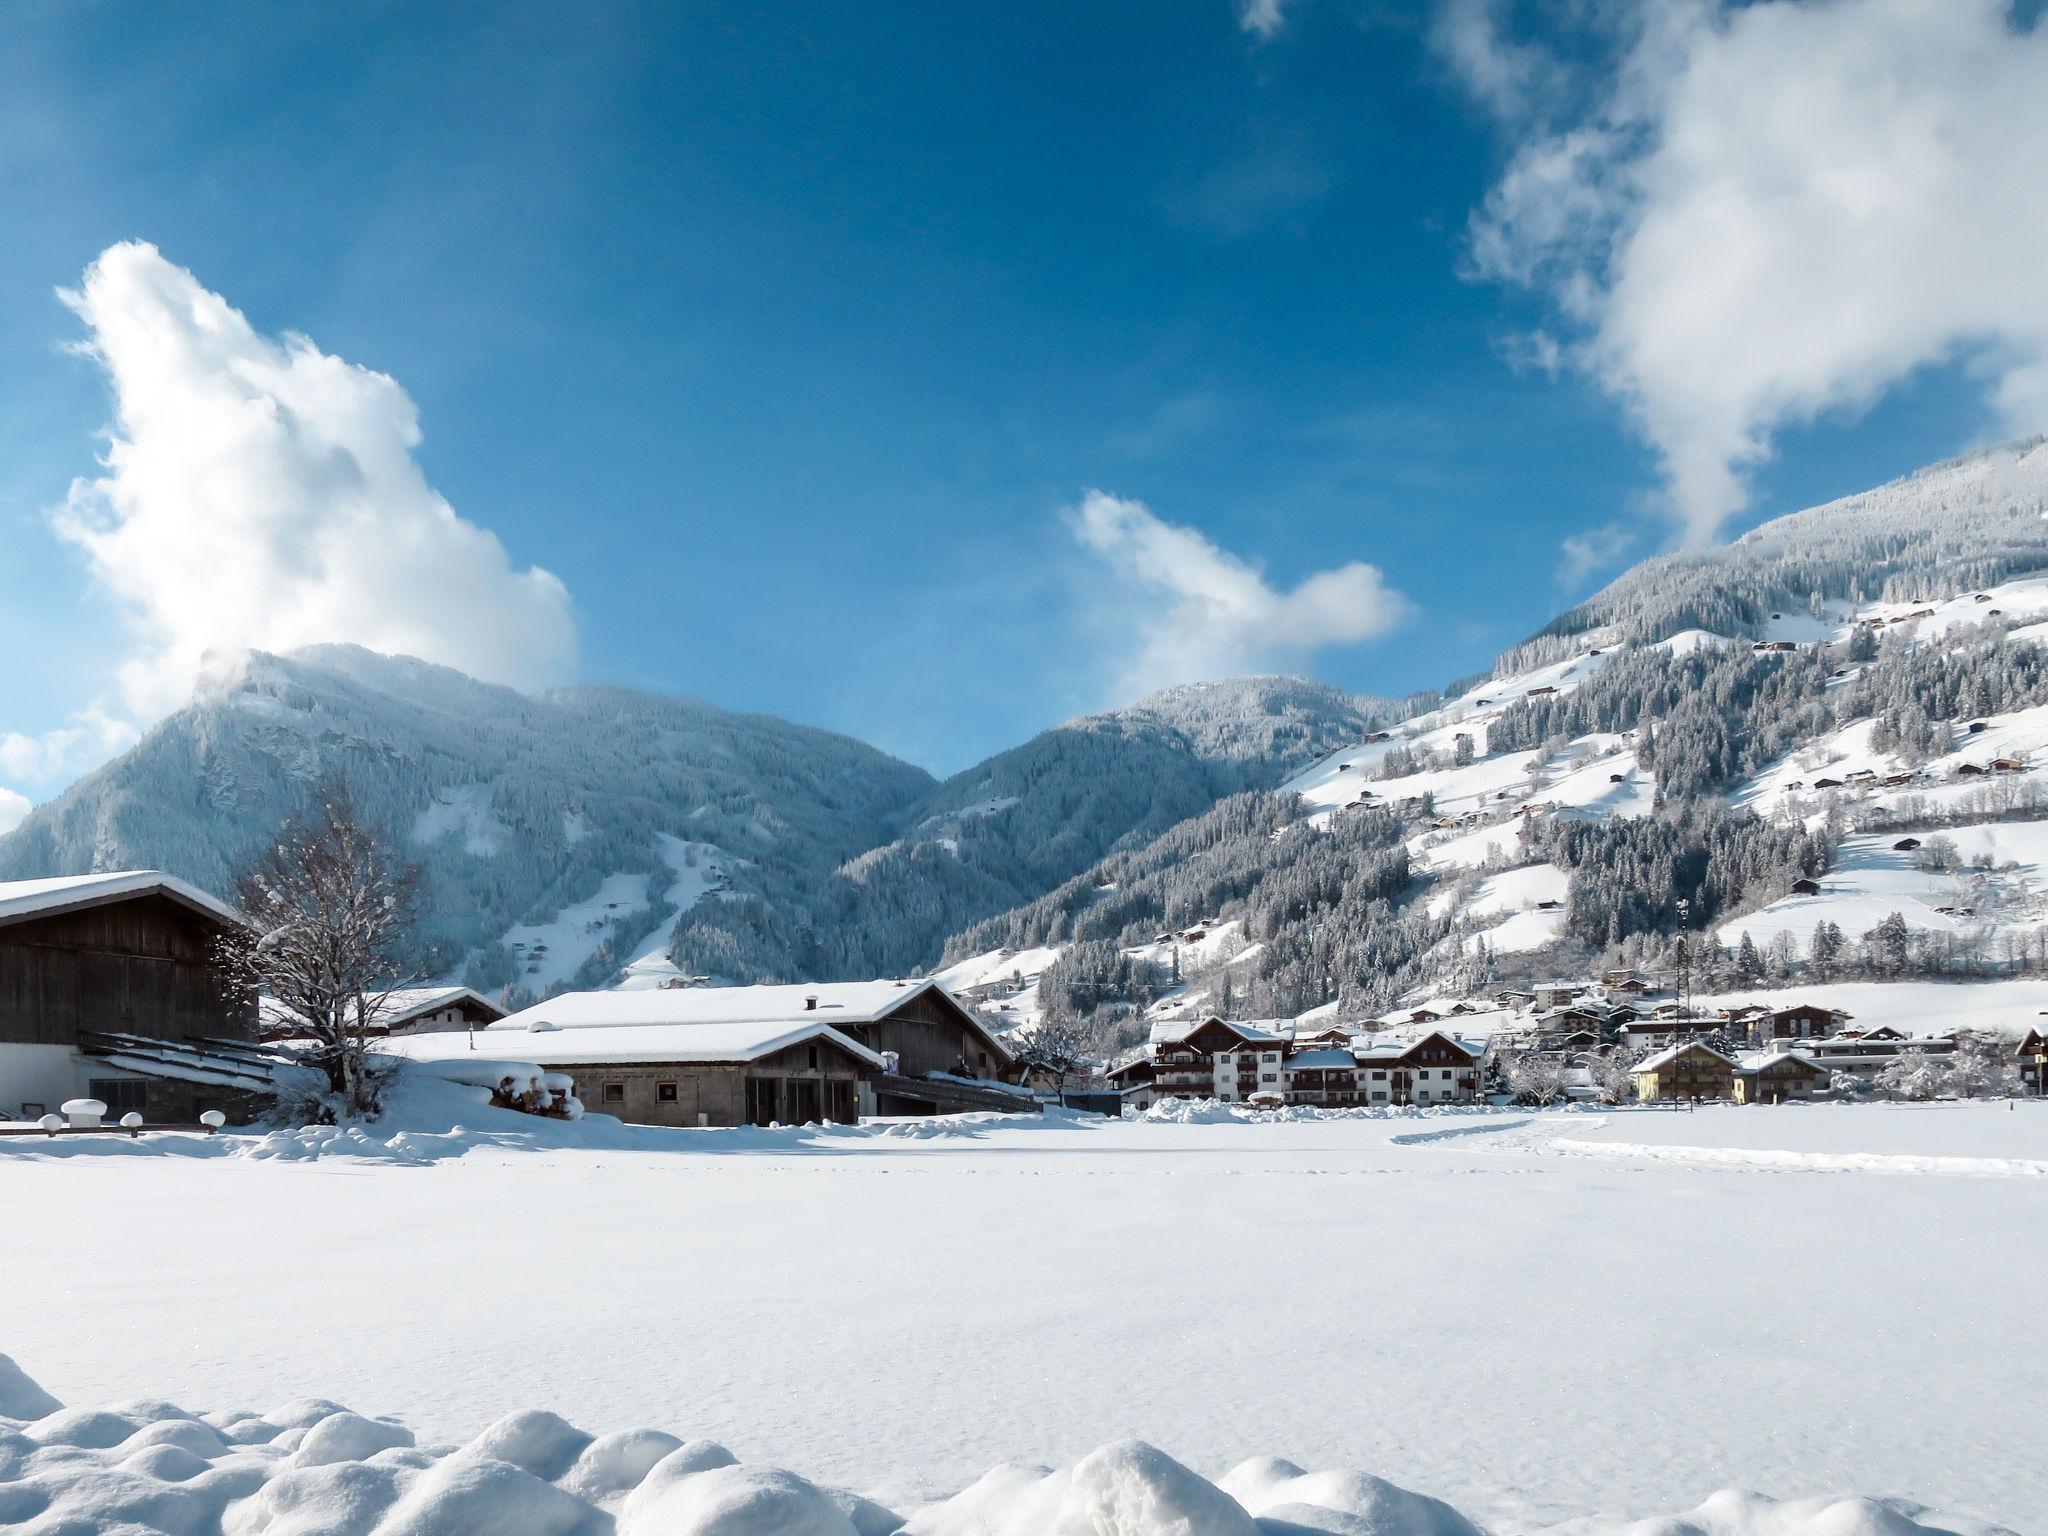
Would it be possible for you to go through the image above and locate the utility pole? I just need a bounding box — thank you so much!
[1675,897,1693,1021]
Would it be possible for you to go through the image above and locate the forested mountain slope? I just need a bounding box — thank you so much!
[0,655,1389,993]
[941,440,2048,1044]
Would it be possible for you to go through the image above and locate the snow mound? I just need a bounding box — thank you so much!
[0,1361,2015,1536]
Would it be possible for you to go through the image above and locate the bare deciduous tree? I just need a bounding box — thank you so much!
[217,791,425,1121]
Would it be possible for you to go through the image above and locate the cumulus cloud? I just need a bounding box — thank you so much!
[1452,0,2048,545]
[50,241,576,729]
[0,787,30,835]
[1070,490,1408,698]
[1239,0,1293,41]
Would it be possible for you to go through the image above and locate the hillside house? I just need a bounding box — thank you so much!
[1533,981,1587,1010]
[1791,878,1821,895]
[386,980,1019,1126]
[0,872,257,1123]
[1633,1042,1737,1102]
[1993,757,2026,772]
[1733,1051,1827,1103]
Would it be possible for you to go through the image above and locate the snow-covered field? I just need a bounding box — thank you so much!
[2,1104,2040,1533]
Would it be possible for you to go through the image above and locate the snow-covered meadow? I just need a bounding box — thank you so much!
[3,1102,2041,1533]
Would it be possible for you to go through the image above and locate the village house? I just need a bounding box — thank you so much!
[1761,1004,1849,1041]
[1532,981,1587,1010]
[1285,1031,1483,1108]
[1105,1051,1156,1111]
[1633,1041,1737,1101]
[1618,1016,1732,1053]
[1150,1016,1291,1101]
[0,871,258,1123]
[1733,1050,1828,1103]
[2018,1029,2046,1095]
[1785,1029,1955,1077]
[260,985,506,1040]
[386,979,1020,1126]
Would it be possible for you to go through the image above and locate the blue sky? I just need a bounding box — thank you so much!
[1,0,2038,801]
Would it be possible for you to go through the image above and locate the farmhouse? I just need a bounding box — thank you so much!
[386,980,1020,1126]
[1633,1041,1737,1102]
[0,871,256,1123]
[1733,1050,1828,1103]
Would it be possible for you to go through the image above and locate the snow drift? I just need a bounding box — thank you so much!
[0,1357,2012,1536]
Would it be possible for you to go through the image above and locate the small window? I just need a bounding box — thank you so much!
[601,1082,626,1104]
[808,1045,820,1070]
[21,1102,45,1118]
[657,1082,679,1103]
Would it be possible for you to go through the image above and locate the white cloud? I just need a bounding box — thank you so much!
[1070,490,1408,698]
[1456,0,2048,545]
[1430,0,1565,125]
[49,241,576,735]
[2,704,141,787]
[0,787,30,835]
[1556,520,1636,588]
[1239,0,1292,41]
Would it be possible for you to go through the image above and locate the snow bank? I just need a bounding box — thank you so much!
[0,1356,2014,1536]
[1139,1099,1523,1127]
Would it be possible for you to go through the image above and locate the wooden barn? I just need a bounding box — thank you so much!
[385,979,1024,1126]
[0,872,256,1123]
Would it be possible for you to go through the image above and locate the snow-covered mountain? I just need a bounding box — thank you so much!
[940,439,2048,1045]
[0,652,1388,995]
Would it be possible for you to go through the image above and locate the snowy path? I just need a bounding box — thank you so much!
[1,1108,2041,1532]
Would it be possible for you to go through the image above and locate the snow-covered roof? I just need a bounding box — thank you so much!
[1148,1016,1293,1046]
[498,979,964,1033]
[262,986,505,1033]
[0,870,242,930]
[1287,1048,1356,1069]
[380,1018,886,1069]
[1735,1050,1824,1073]
[1633,1042,1739,1073]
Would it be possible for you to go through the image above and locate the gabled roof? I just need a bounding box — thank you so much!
[261,985,507,1034]
[502,979,943,1030]
[380,1017,886,1069]
[1736,1050,1824,1074]
[1148,1015,1291,1047]
[1633,1041,1738,1073]
[0,871,243,931]
[445,978,1004,1067]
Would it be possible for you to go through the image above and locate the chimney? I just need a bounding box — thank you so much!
[805,993,818,1011]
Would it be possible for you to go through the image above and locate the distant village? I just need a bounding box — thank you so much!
[2,869,2044,1135]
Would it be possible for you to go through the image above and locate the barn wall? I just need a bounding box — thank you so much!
[855,992,1004,1079]
[0,894,253,1049]
[559,1043,868,1129]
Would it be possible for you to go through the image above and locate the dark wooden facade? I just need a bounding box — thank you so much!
[1,887,254,1121]
[0,892,252,1048]
[832,987,1017,1114]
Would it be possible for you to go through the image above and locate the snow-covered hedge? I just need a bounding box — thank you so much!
[0,1355,2006,1536]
